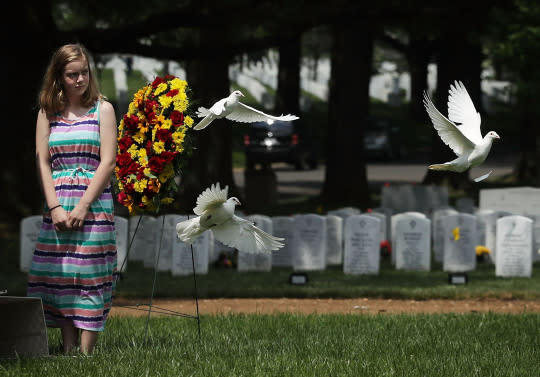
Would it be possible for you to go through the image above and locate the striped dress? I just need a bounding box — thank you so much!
[27,100,117,332]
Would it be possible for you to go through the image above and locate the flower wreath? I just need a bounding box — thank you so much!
[115,75,194,215]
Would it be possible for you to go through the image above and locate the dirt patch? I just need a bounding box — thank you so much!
[111,298,540,317]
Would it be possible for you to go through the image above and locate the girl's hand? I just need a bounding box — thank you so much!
[50,207,71,232]
[68,203,89,231]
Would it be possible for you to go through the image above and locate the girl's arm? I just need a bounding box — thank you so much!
[35,109,71,231]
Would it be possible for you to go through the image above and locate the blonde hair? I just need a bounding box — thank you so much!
[38,43,102,115]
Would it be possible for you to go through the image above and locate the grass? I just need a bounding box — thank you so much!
[1,313,538,376]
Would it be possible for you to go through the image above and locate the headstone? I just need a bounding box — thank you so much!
[475,209,498,264]
[395,217,431,271]
[496,216,533,277]
[365,212,387,244]
[326,215,343,265]
[237,215,272,272]
[19,215,42,272]
[291,214,327,271]
[432,207,458,263]
[271,216,294,267]
[156,215,182,272]
[327,206,361,219]
[343,215,381,275]
[479,186,540,215]
[128,215,145,261]
[142,216,162,269]
[456,197,475,213]
[442,214,477,272]
[172,216,210,276]
[114,216,129,273]
[391,212,426,264]
[0,297,48,358]
[528,214,540,262]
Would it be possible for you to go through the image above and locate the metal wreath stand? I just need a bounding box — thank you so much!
[115,214,201,340]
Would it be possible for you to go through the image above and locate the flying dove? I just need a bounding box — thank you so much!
[176,183,284,253]
[423,80,500,182]
[193,90,299,130]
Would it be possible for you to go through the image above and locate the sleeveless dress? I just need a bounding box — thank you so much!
[27,100,117,332]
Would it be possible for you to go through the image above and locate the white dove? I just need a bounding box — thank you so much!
[175,182,284,253]
[423,80,500,182]
[193,90,299,130]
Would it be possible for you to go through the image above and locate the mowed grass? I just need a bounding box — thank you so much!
[2,313,538,377]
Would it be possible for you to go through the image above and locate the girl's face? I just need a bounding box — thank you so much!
[61,57,89,98]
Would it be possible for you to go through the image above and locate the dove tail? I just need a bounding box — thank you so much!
[176,217,206,243]
[193,116,212,130]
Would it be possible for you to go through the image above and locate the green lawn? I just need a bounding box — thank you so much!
[2,314,538,376]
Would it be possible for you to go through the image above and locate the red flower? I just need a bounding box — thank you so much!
[116,152,133,167]
[124,114,139,131]
[151,76,166,88]
[148,156,165,173]
[160,151,176,164]
[170,110,184,125]
[156,128,172,143]
[117,191,130,205]
[166,89,179,97]
[118,136,133,153]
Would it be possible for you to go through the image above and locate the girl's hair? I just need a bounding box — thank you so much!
[38,43,102,115]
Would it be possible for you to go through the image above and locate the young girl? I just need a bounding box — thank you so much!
[28,43,117,355]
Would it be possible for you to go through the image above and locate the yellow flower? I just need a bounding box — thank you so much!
[161,197,174,205]
[137,149,148,166]
[154,82,168,96]
[127,144,139,159]
[159,95,173,110]
[134,179,148,192]
[153,141,165,154]
[184,115,194,128]
[148,178,161,193]
[172,130,185,144]
[161,119,172,130]
[159,164,174,183]
[476,245,491,256]
[452,227,460,241]
[170,78,187,91]
[143,167,152,177]
[133,130,145,144]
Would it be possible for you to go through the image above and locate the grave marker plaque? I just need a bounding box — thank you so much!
[292,214,327,271]
[343,215,381,275]
[496,216,533,277]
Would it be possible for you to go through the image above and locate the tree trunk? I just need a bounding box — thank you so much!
[407,36,431,121]
[275,33,301,117]
[422,32,483,189]
[322,22,371,208]
[3,2,58,225]
[177,27,240,214]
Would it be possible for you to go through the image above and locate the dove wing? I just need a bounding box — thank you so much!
[208,97,228,116]
[212,215,284,254]
[225,102,299,123]
[423,92,475,156]
[447,81,483,144]
[193,183,229,216]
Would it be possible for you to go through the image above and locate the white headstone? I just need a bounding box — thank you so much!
[114,216,129,273]
[479,187,540,215]
[496,216,533,277]
[395,217,431,271]
[391,212,426,264]
[475,209,498,264]
[19,216,43,272]
[327,206,361,219]
[432,207,458,263]
[142,216,162,269]
[271,216,294,267]
[292,214,327,271]
[365,212,387,244]
[326,215,343,265]
[528,214,540,262]
[128,215,145,261]
[172,219,210,276]
[156,215,182,272]
[372,207,393,241]
[343,215,381,275]
[442,214,477,272]
[237,215,272,272]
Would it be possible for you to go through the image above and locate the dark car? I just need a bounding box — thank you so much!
[243,120,318,170]
[363,116,402,160]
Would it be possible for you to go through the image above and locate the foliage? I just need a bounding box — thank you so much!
[1,314,539,376]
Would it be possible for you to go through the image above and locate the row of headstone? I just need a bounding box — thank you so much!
[18,206,539,278]
[381,184,449,215]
